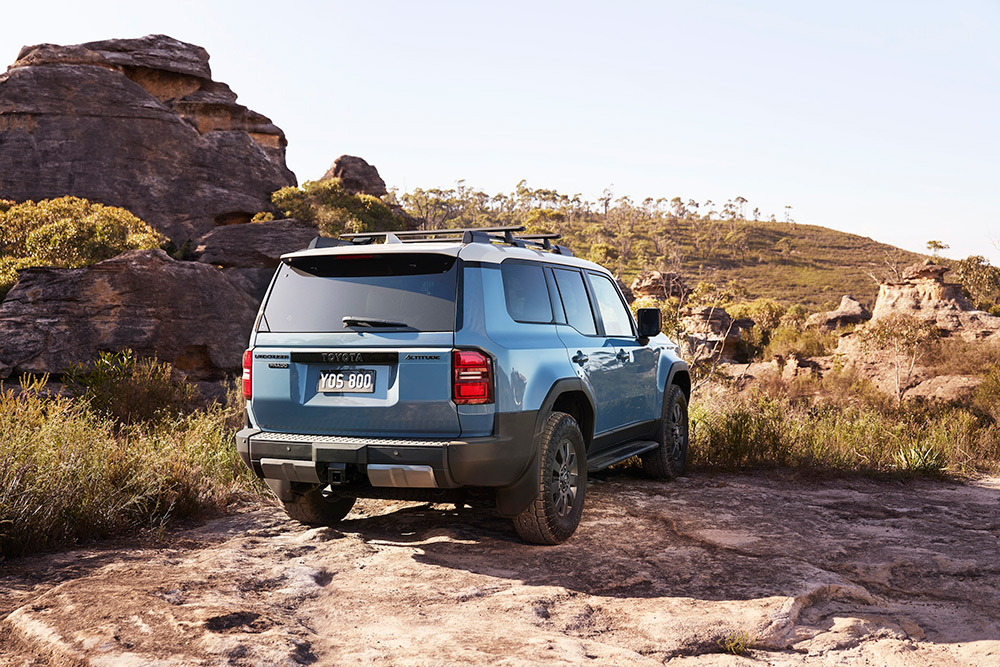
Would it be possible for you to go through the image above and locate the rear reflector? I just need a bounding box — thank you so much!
[452,349,493,405]
[242,349,253,399]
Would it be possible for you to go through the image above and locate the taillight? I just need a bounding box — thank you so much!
[242,349,253,400]
[452,349,493,405]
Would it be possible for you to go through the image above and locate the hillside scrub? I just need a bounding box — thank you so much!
[0,197,166,299]
[0,372,263,559]
[388,181,927,309]
[691,381,1000,477]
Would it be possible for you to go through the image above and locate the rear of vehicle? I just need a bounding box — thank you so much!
[235,240,539,529]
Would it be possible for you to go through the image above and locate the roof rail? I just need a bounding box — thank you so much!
[338,226,574,256]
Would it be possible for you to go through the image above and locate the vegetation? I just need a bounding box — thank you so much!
[382,181,929,310]
[0,197,166,299]
[0,365,263,559]
[264,178,410,237]
[691,377,1000,477]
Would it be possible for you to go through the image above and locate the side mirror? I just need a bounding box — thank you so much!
[636,308,661,338]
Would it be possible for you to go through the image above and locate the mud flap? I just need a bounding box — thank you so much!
[494,449,542,517]
[264,478,296,503]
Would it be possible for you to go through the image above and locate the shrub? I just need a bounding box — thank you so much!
[271,178,408,237]
[763,325,841,359]
[0,377,263,558]
[63,350,199,426]
[0,197,165,298]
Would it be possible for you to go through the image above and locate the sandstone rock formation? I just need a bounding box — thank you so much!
[0,34,296,244]
[832,260,1000,401]
[630,270,689,300]
[321,155,387,197]
[194,218,319,301]
[869,260,1000,340]
[0,249,257,380]
[680,306,749,362]
[806,295,871,329]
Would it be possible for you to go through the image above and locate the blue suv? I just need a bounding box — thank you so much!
[235,226,690,544]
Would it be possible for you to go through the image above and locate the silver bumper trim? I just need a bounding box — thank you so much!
[367,464,439,488]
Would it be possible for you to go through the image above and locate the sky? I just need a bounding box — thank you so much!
[3,0,998,264]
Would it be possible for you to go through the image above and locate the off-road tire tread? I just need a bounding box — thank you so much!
[513,412,587,545]
[282,486,356,525]
[642,384,688,480]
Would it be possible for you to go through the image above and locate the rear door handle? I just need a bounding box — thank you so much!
[616,350,630,361]
[572,351,589,364]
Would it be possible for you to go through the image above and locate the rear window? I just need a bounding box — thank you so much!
[501,261,553,323]
[262,253,458,333]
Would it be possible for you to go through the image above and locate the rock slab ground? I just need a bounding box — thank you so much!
[1,472,998,665]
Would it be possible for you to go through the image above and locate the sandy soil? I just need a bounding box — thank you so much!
[2,471,999,666]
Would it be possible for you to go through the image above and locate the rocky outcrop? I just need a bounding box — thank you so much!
[195,218,317,269]
[194,218,319,301]
[869,260,1000,340]
[680,306,749,362]
[629,270,689,300]
[806,295,871,329]
[322,155,387,197]
[0,35,296,244]
[0,249,257,380]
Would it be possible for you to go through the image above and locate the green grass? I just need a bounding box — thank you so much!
[0,376,264,559]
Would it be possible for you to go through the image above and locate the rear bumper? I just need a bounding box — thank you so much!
[236,411,536,490]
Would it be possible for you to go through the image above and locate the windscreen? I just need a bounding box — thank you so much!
[262,253,458,333]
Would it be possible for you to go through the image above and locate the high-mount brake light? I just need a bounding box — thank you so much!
[242,349,253,399]
[452,350,493,405]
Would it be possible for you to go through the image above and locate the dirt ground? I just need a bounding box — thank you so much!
[1,470,999,666]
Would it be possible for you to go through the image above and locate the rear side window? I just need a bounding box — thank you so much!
[501,261,553,323]
[552,268,597,335]
[262,253,458,333]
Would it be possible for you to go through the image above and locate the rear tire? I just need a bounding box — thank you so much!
[281,485,356,525]
[513,412,587,545]
[642,384,689,479]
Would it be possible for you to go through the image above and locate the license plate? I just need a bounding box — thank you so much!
[317,369,376,393]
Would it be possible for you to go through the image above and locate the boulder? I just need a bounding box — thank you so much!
[680,306,749,362]
[629,270,690,300]
[904,375,982,403]
[194,218,319,302]
[0,249,257,380]
[321,155,387,197]
[195,219,318,269]
[806,295,871,329]
[0,35,296,244]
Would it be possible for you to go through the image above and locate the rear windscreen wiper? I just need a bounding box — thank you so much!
[342,316,410,328]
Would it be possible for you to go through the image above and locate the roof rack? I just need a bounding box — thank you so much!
[336,225,574,256]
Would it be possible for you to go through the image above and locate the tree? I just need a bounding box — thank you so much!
[858,314,939,405]
[952,255,1000,311]
[926,240,949,257]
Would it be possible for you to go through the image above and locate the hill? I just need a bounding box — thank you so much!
[387,183,929,312]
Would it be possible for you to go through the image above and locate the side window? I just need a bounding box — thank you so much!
[501,262,553,323]
[552,268,597,336]
[589,273,635,337]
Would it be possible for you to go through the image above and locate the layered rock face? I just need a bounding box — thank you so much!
[0,249,258,380]
[680,306,749,362]
[194,218,319,301]
[0,34,296,244]
[629,270,689,300]
[870,261,1000,339]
